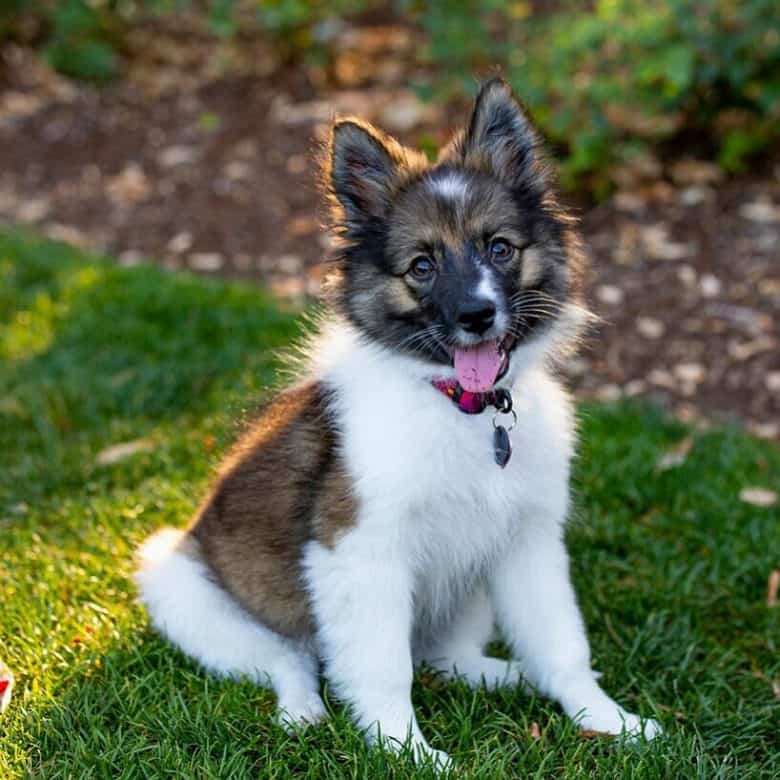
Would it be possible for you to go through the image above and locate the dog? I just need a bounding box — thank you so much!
[135,78,660,768]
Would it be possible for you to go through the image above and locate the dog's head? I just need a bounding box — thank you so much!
[324,78,585,390]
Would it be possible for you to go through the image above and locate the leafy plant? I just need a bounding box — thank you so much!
[415,0,780,186]
[2,0,778,184]
[44,0,119,81]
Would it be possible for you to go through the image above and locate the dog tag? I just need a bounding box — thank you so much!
[493,425,512,468]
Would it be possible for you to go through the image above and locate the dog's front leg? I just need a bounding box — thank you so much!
[304,533,449,768]
[490,523,660,739]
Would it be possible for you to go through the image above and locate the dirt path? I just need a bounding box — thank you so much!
[1,23,777,439]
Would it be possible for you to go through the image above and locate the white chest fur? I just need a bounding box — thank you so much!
[311,321,575,632]
[299,321,660,748]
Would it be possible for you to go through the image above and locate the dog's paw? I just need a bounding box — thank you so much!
[412,742,454,774]
[579,704,661,741]
[620,712,662,741]
[276,692,327,733]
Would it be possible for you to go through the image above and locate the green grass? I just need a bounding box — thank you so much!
[1,229,778,778]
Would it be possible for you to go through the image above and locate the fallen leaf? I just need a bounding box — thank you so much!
[96,438,154,466]
[773,680,780,699]
[657,437,693,470]
[739,488,778,507]
[767,570,780,608]
[529,722,542,740]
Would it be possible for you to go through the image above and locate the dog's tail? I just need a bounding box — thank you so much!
[134,527,326,726]
[134,527,274,678]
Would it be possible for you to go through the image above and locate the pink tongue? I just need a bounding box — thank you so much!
[454,339,503,392]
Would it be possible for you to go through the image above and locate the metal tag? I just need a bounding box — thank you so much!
[493,424,512,468]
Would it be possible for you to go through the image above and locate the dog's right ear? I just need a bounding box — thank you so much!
[329,119,398,228]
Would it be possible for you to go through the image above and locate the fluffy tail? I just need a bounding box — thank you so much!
[134,528,325,727]
[135,528,273,679]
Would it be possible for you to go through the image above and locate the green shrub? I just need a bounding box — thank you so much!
[531,0,778,183]
[249,0,780,185]
[2,1,778,186]
[414,0,780,187]
[45,0,120,81]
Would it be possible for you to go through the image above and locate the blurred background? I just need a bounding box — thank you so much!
[0,0,778,438]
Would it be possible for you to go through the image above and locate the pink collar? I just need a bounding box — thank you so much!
[431,380,516,467]
[431,378,504,415]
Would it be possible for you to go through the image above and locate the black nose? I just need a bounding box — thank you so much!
[457,300,496,335]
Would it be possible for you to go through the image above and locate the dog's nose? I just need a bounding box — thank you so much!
[458,300,496,335]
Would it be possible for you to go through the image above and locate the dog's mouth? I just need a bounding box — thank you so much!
[448,334,517,392]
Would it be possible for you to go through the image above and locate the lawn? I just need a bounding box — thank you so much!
[0,230,778,778]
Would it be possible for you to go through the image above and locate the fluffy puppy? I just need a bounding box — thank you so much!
[136,78,660,768]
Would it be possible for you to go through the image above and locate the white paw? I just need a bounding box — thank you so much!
[579,705,661,741]
[618,711,662,741]
[276,692,327,733]
[375,732,453,774]
[412,742,453,774]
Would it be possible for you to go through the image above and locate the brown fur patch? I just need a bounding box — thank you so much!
[189,381,356,639]
[314,464,359,549]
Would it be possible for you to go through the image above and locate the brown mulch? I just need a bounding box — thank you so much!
[1,21,778,440]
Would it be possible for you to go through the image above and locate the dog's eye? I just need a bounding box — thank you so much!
[408,256,436,280]
[489,239,513,262]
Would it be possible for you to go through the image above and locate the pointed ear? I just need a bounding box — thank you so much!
[329,119,398,226]
[461,78,545,191]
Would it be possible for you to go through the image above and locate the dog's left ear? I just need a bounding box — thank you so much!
[460,78,546,192]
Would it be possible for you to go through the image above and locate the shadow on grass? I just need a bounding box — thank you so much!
[23,632,470,779]
[0,230,303,505]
